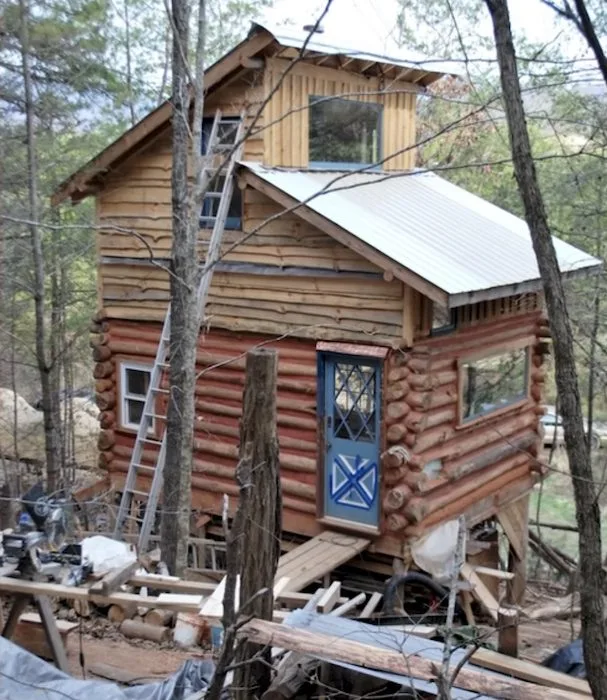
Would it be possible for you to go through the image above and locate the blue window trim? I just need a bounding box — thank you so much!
[308,96,383,170]
[201,116,242,230]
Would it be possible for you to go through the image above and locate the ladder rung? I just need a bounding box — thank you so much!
[141,437,163,445]
[144,412,167,421]
[151,387,169,394]
[205,192,222,199]
[128,489,150,498]
[132,463,155,472]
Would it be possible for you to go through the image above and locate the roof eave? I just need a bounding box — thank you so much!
[447,262,603,308]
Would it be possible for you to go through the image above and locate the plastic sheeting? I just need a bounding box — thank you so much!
[410,519,464,582]
[542,638,586,678]
[0,636,215,700]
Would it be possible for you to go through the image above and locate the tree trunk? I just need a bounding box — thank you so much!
[233,349,282,700]
[19,0,62,493]
[484,1,607,696]
[160,0,197,575]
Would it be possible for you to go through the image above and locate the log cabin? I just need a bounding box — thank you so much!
[54,23,599,589]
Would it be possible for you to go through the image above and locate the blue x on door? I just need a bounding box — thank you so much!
[321,354,381,528]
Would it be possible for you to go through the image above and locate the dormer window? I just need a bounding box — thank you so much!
[309,97,382,169]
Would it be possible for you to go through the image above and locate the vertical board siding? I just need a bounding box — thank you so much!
[263,58,418,170]
[380,307,547,538]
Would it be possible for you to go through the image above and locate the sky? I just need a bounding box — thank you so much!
[260,0,586,62]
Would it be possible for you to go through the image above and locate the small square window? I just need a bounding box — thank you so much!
[120,362,153,432]
[309,96,382,169]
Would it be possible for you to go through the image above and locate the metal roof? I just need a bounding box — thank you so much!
[252,21,456,82]
[241,162,601,307]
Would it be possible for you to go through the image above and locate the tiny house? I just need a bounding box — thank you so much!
[54,24,598,577]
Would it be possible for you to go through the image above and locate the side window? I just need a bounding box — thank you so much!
[309,96,382,169]
[201,117,242,230]
[460,346,530,423]
[120,362,153,432]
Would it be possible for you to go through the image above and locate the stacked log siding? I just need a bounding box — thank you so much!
[380,309,547,539]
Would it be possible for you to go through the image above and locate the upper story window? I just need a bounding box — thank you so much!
[201,117,242,229]
[309,97,382,169]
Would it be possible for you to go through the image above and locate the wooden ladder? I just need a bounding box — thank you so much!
[113,110,245,552]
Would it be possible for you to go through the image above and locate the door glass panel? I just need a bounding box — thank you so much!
[333,362,376,443]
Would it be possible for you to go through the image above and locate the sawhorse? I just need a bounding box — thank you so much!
[1,592,69,672]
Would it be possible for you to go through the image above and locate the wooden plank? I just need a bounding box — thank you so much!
[89,560,140,597]
[359,591,382,618]
[317,582,341,613]
[402,283,415,347]
[330,592,366,617]
[471,565,515,581]
[460,562,500,622]
[274,531,370,592]
[239,618,586,700]
[0,576,201,613]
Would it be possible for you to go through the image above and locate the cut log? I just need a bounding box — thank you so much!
[93,361,114,379]
[98,429,116,451]
[385,513,409,532]
[92,345,112,362]
[386,401,410,423]
[386,423,407,443]
[385,380,410,402]
[382,466,407,486]
[99,410,116,429]
[408,370,458,390]
[108,603,138,624]
[72,599,91,618]
[383,484,413,512]
[145,608,174,627]
[95,378,114,392]
[120,619,169,643]
[95,390,116,411]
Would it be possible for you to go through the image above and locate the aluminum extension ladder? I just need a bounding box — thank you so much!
[113,110,245,551]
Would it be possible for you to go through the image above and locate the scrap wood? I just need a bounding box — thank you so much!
[529,531,577,577]
[89,560,140,597]
[460,563,500,621]
[522,593,582,621]
[242,618,585,700]
[88,661,164,685]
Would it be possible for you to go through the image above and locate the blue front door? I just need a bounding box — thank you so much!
[321,355,381,528]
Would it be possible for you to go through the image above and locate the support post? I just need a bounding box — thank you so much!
[499,495,530,606]
[233,348,282,700]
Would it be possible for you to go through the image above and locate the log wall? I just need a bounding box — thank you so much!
[263,58,418,170]
[380,308,548,539]
[92,320,323,540]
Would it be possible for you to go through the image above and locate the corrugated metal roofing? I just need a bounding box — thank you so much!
[241,162,601,307]
[252,21,455,82]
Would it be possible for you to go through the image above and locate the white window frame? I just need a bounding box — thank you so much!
[119,360,154,433]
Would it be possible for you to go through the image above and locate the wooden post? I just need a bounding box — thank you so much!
[233,348,282,700]
[499,495,530,606]
[498,606,519,658]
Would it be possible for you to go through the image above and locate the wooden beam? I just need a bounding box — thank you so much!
[460,563,500,622]
[89,560,140,597]
[402,283,415,347]
[240,170,449,306]
[498,607,519,658]
[240,618,584,700]
[0,576,201,613]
